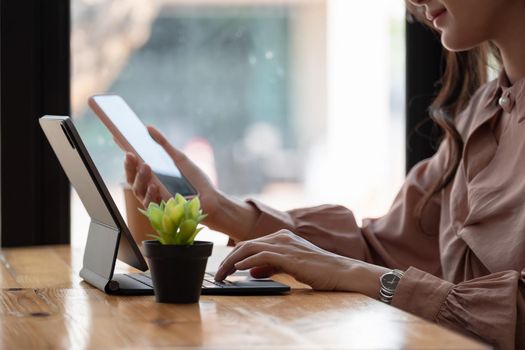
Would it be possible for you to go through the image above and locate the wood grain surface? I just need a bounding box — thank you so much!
[0,245,488,349]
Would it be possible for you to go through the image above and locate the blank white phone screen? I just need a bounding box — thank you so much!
[93,95,181,178]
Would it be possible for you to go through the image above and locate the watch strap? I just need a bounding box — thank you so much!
[379,269,404,304]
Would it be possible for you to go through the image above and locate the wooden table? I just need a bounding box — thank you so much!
[0,245,488,349]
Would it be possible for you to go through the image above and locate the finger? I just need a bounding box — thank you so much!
[217,233,285,272]
[132,163,152,200]
[142,183,159,208]
[215,241,283,281]
[124,153,139,185]
[234,252,285,273]
[250,265,278,279]
[217,238,265,271]
[215,243,249,280]
[147,126,210,189]
[147,126,186,163]
[216,242,246,275]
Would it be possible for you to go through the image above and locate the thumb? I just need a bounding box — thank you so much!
[249,266,277,279]
[147,125,186,163]
[147,125,213,192]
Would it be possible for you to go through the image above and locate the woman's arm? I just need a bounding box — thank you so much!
[215,230,524,349]
[209,191,260,241]
[245,141,449,272]
[127,125,446,273]
[123,126,260,241]
[391,267,525,350]
[214,229,390,293]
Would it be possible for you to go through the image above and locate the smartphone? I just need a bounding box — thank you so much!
[88,94,197,197]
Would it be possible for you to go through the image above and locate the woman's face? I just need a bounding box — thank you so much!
[407,0,516,51]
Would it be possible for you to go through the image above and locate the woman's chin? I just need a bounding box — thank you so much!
[441,33,481,53]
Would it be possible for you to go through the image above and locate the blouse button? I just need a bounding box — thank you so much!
[498,91,514,113]
[498,96,510,108]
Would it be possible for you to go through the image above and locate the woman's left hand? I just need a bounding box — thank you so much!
[215,230,390,295]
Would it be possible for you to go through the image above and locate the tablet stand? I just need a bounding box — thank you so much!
[80,221,153,295]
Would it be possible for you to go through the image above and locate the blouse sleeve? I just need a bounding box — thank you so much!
[392,267,525,350]
[246,141,450,274]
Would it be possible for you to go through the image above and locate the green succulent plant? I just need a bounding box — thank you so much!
[139,193,207,245]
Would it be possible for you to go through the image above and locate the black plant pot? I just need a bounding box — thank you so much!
[142,240,213,303]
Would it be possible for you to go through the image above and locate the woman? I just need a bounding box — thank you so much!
[124,0,525,348]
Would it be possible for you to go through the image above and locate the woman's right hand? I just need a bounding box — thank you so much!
[124,126,221,224]
[124,126,260,241]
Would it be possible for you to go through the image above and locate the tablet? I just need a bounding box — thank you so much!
[39,115,290,296]
[88,94,197,197]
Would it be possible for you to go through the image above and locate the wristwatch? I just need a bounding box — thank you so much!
[379,269,404,304]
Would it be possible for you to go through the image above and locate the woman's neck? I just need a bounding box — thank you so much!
[499,43,525,85]
[494,3,525,84]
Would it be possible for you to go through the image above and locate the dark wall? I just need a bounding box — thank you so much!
[0,0,70,246]
[405,19,444,172]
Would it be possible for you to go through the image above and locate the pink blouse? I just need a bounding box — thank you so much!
[246,72,525,349]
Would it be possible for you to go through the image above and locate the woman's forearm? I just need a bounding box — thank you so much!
[206,191,259,242]
[337,260,389,299]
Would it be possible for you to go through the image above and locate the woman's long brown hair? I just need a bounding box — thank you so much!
[406,5,502,224]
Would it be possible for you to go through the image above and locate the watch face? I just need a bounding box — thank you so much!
[381,273,401,291]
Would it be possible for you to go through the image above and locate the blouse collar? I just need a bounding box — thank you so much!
[485,71,525,122]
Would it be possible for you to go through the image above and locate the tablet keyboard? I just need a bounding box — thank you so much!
[126,272,235,289]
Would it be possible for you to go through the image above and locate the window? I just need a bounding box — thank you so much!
[71,0,405,246]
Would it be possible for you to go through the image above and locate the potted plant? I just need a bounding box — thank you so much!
[140,193,212,303]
